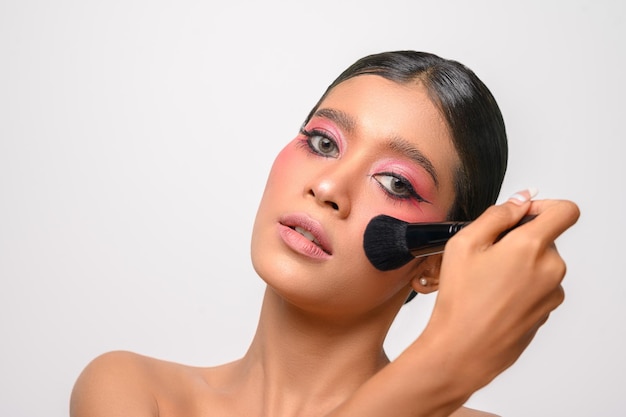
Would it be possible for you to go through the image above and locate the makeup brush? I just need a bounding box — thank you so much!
[363,214,536,271]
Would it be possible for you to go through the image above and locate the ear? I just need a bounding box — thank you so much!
[410,253,442,294]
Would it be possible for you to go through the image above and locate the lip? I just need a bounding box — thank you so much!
[277,213,333,260]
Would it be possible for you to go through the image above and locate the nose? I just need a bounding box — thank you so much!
[307,166,352,218]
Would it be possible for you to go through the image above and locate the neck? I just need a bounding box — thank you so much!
[234,285,404,416]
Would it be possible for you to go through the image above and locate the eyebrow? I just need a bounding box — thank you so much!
[313,108,356,134]
[313,107,439,188]
[386,137,439,188]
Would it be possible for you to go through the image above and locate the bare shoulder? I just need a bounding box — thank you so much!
[451,406,500,417]
[70,351,161,417]
[70,351,213,417]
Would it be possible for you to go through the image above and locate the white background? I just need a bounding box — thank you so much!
[1,1,624,416]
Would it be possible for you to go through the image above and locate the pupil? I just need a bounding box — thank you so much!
[320,138,332,151]
[392,179,405,192]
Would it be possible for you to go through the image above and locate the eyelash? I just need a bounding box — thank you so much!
[299,127,340,158]
[298,127,426,204]
[373,172,427,203]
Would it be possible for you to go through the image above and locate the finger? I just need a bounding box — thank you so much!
[521,199,581,243]
[459,188,537,246]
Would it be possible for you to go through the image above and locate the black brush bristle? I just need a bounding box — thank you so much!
[363,215,414,271]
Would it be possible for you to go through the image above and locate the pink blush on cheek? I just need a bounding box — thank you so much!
[385,206,447,225]
[408,210,447,223]
[270,141,301,175]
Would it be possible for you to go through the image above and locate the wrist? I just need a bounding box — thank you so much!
[398,330,479,412]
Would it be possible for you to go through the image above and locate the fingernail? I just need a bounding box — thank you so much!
[508,188,539,205]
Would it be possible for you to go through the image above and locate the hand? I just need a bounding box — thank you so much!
[421,190,580,390]
[327,192,579,417]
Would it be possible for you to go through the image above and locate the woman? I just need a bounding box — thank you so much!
[70,51,579,417]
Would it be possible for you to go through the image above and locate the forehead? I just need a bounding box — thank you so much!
[320,74,447,130]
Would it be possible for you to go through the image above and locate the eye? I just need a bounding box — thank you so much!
[301,128,340,158]
[373,173,425,202]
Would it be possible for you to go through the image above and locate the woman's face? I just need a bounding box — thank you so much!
[251,75,459,317]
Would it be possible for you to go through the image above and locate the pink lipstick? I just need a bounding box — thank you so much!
[278,213,333,260]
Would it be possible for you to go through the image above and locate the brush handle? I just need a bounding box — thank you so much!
[406,214,537,258]
[405,222,469,257]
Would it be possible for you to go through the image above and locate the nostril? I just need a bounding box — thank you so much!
[308,188,340,211]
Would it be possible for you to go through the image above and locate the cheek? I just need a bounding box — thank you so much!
[272,143,297,173]
[386,206,448,224]
[254,139,309,226]
[266,142,302,187]
[355,195,450,230]
[257,145,297,206]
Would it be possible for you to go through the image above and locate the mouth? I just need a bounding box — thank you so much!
[278,213,333,257]
[289,226,329,254]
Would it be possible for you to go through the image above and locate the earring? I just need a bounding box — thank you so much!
[419,277,428,287]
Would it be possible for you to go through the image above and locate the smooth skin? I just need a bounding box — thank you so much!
[70,76,579,417]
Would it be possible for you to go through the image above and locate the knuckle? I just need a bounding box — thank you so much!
[445,231,476,254]
[511,233,544,254]
[556,285,566,305]
[543,255,567,282]
[548,285,566,310]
